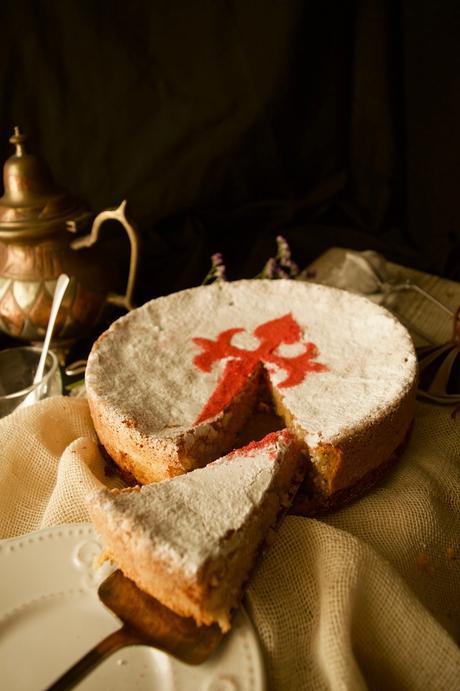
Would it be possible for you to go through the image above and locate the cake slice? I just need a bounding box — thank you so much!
[87,429,306,632]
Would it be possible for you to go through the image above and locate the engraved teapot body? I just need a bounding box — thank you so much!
[0,128,138,343]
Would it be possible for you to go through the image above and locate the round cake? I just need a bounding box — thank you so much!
[86,279,418,511]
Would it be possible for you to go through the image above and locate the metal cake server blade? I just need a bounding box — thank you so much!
[45,569,224,690]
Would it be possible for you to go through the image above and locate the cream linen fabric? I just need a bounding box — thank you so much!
[0,397,124,538]
[1,252,460,690]
[0,395,458,690]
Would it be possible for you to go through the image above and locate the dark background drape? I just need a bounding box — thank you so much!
[0,0,459,304]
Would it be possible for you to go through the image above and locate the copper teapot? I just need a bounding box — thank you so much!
[0,127,139,344]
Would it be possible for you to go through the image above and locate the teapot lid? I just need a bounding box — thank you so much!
[0,127,86,239]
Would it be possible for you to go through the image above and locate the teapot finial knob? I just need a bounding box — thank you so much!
[9,126,28,157]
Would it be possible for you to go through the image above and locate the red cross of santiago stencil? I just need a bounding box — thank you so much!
[192,313,328,424]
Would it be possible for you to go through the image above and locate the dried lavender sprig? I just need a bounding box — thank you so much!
[212,253,226,282]
[275,235,300,277]
[257,257,278,279]
[256,256,292,280]
[202,252,227,285]
[276,235,292,262]
[256,235,299,279]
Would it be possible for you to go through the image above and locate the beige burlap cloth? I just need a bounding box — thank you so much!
[0,397,459,690]
[1,254,459,690]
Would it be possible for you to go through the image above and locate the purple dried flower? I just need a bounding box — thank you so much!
[257,257,293,280]
[211,252,224,266]
[255,235,302,280]
[275,235,300,277]
[258,257,278,279]
[276,235,291,262]
[202,252,227,285]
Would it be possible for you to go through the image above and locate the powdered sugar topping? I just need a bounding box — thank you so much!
[86,279,417,448]
[90,429,294,577]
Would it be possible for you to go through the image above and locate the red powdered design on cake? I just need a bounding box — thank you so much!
[226,429,293,459]
[193,313,328,423]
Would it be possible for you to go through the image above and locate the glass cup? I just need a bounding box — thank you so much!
[0,346,62,418]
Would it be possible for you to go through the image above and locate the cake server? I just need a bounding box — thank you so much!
[45,569,224,690]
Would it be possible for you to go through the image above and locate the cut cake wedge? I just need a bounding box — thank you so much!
[88,429,306,632]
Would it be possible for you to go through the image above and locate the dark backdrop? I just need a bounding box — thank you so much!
[0,0,459,304]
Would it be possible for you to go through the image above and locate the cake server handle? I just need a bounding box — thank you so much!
[45,626,141,691]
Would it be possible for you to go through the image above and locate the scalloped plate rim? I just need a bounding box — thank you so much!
[0,523,266,691]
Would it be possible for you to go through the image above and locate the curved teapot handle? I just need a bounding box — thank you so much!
[71,200,139,311]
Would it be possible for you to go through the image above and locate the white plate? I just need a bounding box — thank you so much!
[0,524,265,691]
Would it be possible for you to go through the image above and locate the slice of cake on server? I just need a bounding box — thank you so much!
[87,429,306,632]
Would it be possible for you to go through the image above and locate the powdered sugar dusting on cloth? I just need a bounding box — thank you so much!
[85,279,417,448]
[88,429,294,578]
